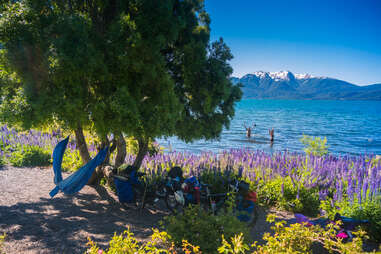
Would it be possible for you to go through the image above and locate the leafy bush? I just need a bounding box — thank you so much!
[9,145,51,167]
[219,214,367,254]
[61,149,83,172]
[0,139,9,153]
[162,205,251,253]
[198,169,236,193]
[300,135,328,156]
[0,156,5,167]
[321,197,381,243]
[86,215,367,254]
[256,177,320,216]
[86,228,200,254]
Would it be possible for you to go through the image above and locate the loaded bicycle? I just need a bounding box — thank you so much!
[162,167,258,226]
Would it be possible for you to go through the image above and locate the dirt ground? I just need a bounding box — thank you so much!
[0,166,295,254]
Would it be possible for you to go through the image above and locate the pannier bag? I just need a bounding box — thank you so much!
[114,167,142,203]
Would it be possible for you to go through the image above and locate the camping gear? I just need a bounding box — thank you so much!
[49,137,108,197]
[163,169,203,213]
[163,174,185,212]
[163,170,258,225]
[113,167,144,203]
[183,176,201,204]
[114,166,163,208]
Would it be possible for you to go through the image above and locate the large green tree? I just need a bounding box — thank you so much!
[0,0,242,179]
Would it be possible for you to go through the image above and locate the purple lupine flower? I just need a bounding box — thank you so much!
[362,178,369,201]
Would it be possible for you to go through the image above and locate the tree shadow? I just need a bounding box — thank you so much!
[0,190,168,253]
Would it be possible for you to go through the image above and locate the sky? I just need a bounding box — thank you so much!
[204,0,381,86]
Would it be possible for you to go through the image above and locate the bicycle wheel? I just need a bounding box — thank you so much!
[155,182,167,199]
[134,183,147,210]
[165,191,184,214]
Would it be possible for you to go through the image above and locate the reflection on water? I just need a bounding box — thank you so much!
[158,99,381,155]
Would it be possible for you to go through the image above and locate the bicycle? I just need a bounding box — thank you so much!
[199,179,258,226]
[162,176,187,213]
[163,174,258,226]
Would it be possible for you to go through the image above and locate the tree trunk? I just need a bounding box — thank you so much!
[88,135,110,185]
[74,124,91,164]
[114,132,126,169]
[100,136,111,165]
[133,137,148,169]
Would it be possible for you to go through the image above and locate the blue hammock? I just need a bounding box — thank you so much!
[49,137,108,198]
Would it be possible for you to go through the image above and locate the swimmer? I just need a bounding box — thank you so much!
[244,123,256,138]
[269,128,274,142]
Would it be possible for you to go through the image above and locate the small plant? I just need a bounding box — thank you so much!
[86,215,368,254]
[300,135,328,156]
[219,214,366,254]
[86,227,200,254]
[61,149,83,171]
[162,205,251,253]
[321,197,381,242]
[9,144,51,167]
[0,156,5,167]
[218,233,250,254]
[256,177,320,216]
[0,233,6,254]
[198,169,236,194]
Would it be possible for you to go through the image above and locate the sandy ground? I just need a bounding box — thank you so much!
[0,165,296,254]
[0,166,171,253]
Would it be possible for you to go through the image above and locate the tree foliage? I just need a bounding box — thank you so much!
[0,0,242,169]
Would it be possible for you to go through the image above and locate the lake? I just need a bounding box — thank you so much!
[158,99,381,155]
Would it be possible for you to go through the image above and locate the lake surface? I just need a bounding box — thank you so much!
[158,99,381,155]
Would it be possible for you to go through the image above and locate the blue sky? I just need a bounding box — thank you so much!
[204,0,381,85]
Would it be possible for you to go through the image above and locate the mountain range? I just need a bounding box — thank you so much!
[231,71,381,100]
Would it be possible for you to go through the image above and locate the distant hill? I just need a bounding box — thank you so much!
[231,71,381,100]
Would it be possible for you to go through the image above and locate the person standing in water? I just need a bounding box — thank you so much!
[269,128,274,142]
[244,123,256,138]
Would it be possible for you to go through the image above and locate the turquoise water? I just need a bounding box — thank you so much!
[158,99,381,155]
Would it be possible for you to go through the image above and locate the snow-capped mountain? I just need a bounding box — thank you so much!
[231,71,381,100]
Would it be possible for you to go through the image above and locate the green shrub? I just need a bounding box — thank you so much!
[162,205,251,253]
[86,228,200,254]
[256,177,320,216]
[300,135,328,156]
[0,156,5,167]
[219,214,367,254]
[281,184,320,217]
[9,145,51,167]
[0,140,9,153]
[86,215,367,254]
[61,149,83,171]
[198,169,237,194]
[321,198,381,243]
[256,177,282,207]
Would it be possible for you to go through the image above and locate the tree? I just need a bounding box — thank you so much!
[0,0,242,181]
